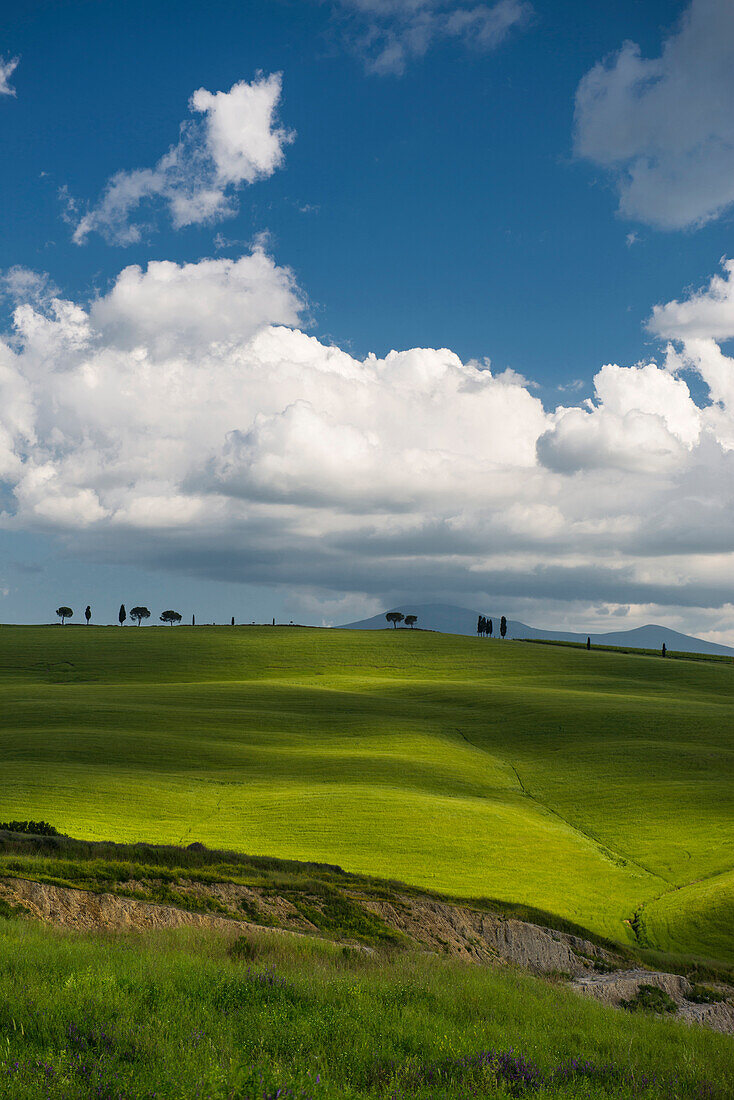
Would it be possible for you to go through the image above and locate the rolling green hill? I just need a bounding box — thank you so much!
[1,625,732,964]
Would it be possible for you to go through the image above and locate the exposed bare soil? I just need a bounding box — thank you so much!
[2,874,732,1034]
[2,876,243,934]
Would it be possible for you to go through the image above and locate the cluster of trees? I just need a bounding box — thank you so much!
[55,608,267,627]
[55,605,183,625]
[119,605,183,625]
[477,615,492,637]
[477,614,507,638]
[55,605,94,625]
[385,612,418,629]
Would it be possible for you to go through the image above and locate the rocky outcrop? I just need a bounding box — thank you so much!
[361,894,616,973]
[572,969,734,1033]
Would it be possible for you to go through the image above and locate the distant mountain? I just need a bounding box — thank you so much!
[339,602,734,657]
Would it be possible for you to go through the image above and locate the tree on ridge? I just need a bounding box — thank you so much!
[500,615,507,639]
[85,605,91,625]
[119,604,126,626]
[130,606,151,626]
[160,610,182,625]
[404,614,417,629]
[56,606,73,625]
[478,616,493,638]
[586,636,591,650]
[386,612,404,629]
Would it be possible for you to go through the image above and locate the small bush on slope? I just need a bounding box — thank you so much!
[620,984,678,1015]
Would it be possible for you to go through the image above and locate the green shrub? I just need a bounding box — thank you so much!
[688,983,726,1004]
[621,983,678,1014]
[238,895,278,926]
[0,820,59,836]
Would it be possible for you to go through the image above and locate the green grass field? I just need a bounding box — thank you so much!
[1,625,732,964]
[0,919,732,1100]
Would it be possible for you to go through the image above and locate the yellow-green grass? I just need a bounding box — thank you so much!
[1,625,732,962]
[640,869,734,965]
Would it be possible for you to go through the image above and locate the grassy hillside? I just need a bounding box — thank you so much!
[0,918,732,1099]
[1,625,732,962]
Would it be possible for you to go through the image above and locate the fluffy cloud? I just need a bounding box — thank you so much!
[334,0,531,75]
[0,55,18,97]
[539,363,701,474]
[574,0,734,229]
[648,259,734,449]
[1,249,734,634]
[649,258,734,342]
[72,74,293,244]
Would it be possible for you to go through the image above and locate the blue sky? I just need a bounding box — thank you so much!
[4,0,727,377]
[2,0,734,637]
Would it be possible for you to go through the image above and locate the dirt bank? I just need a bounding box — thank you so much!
[1,876,251,934]
[361,893,616,972]
[2,874,732,1035]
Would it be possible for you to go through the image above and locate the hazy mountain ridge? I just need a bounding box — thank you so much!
[339,603,734,656]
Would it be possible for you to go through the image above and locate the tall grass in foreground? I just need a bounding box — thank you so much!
[0,920,730,1099]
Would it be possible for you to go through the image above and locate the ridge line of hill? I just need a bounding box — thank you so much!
[340,603,734,656]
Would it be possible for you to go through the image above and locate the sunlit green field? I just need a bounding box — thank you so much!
[1,625,732,962]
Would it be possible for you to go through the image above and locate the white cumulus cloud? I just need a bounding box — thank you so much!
[72,73,293,245]
[649,259,734,450]
[574,0,734,229]
[538,362,701,475]
[1,250,734,634]
[649,258,734,342]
